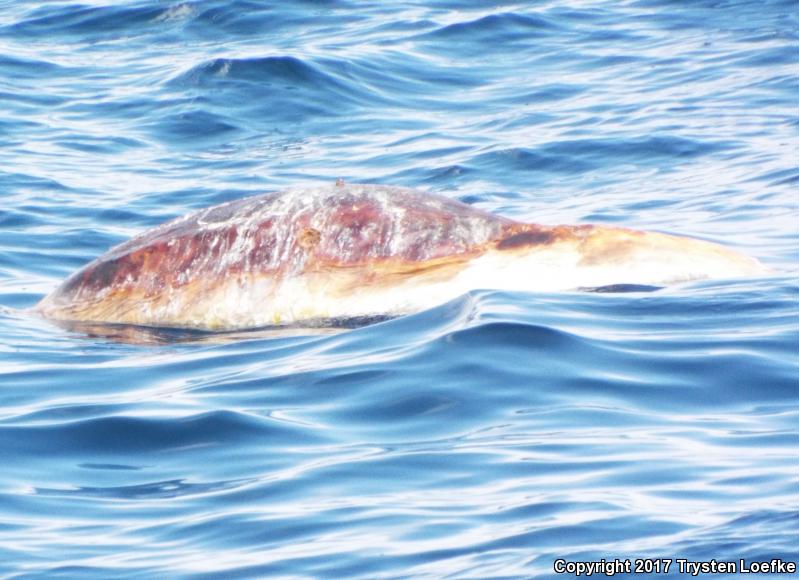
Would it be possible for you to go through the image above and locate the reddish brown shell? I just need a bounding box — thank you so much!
[36,183,576,326]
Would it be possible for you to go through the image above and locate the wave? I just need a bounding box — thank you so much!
[470,136,737,176]
[172,55,331,88]
[422,12,557,42]
[0,409,323,454]
[7,3,169,39]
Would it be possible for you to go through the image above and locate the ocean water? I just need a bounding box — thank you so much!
[1,0,799,577]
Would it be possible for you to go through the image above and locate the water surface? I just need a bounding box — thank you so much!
[1,1,798,577]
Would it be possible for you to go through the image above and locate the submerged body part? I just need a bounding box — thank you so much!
[36,183,768,330]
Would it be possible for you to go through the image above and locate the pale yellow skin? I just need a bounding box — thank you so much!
[36,183,768,330]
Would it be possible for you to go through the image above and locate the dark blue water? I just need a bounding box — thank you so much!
[2,1,799,577]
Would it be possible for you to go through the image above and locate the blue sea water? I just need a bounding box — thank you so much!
[1,0,799,577]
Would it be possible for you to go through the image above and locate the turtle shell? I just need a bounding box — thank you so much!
[36,183,553,327]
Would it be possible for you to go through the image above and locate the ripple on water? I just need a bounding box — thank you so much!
[1,0,798,577]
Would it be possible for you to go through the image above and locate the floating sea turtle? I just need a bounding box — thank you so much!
[35,182,768,330]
